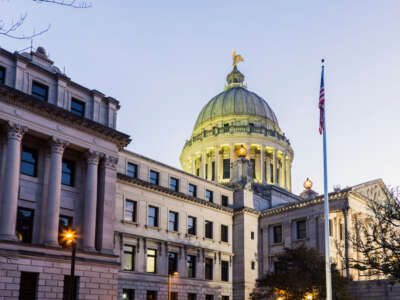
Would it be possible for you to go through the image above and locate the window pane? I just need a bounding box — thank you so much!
[125,200,137,222]
[58,215,73,246]
[221,225,228,242]
[123,245,134,271]
[205,221,213,239]
[297,220,306,239]
[127,163,137,178]
[62,160,75,186]
[169,211,178,231]
[223,159,230,179]
[147,249,157,273]
[71,98,85,117]
[206,190,213,202]
[0,66,5,84]
[188,184,197,197]
[170,177,179,192]
[16,208,34,243]
[148,206,158,227]
[149,170,159,185]
[205,258,213,280]
[221,261,229,281]
[21,148,38,177]
[273,225,282,243]
[32,82,48,101]
[187,255,196,278]
[122,289,134,300]
[221,195,228,207]
[168,252,178,274]
[188,217,196,235]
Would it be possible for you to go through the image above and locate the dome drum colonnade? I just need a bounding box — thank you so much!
[180,55,294,191]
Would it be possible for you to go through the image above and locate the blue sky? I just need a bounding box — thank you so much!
[2,0,400,194]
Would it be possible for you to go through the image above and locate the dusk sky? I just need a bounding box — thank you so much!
[3,0,400,194]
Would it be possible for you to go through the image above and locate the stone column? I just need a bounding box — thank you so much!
[260,145,265,184]
[274,149,278,186]
[191,155,196,175]
[83,151,100,251]
[0,122,28,241]
[214,147,219,182]
[201,152,206,179]
[96,155,118,253]
[230,144,235,162]
[44,137,68,246]
[284,153,287,189]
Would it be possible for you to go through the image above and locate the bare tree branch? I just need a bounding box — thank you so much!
[33,0,92,9]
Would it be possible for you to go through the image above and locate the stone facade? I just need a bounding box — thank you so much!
[0,46,394,300]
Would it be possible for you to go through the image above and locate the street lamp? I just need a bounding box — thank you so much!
[168,271,179,300]
[60,229,77,300]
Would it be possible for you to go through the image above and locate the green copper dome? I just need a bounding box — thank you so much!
[194,67,279,130]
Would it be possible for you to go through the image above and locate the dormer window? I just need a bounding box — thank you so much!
[71,98,85,117]
[32,81,48,101]
[0,66,5,84]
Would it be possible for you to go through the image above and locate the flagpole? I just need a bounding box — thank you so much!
[321,59,333,300]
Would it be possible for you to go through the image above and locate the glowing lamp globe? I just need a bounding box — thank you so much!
[237,145,247,157]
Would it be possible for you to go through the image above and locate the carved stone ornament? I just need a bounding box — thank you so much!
[86,150,101,165]
[50,137,69,155]
[7,121,28,141]
[105,155,118,169]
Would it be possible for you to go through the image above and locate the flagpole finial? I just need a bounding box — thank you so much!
[321,58,325,64]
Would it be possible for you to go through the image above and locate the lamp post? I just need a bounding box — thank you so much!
[61,229,78,300]
[168,272,179,300]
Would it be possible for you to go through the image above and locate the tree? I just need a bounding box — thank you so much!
[345,187,400,282]
[251,245,353,300]
[0,0,91,40]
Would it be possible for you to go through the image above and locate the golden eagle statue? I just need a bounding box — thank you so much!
[232,50,244,67]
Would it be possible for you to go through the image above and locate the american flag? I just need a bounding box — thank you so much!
[319,61,325,135]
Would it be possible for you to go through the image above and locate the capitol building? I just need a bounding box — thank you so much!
[0,46,395,300]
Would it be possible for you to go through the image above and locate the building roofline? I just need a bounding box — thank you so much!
[121,149,234,191]
[0,84,131,148]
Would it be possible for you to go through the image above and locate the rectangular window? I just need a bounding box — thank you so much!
[221,260,229,281]
[205,220,213,239]
[340,223,344,240]
[146,249,157,273]
[250,159,256,178]
[16,207,34,243]
[188,294,197,300]
[187,255,196,278]
[0,65,5,84]
[61,159,75,186]
[21,147,38,177]
[296,220,307,239]
[188,184,197,197]
[123,245,135,271]
[187,216,197,235]
[222,297,230,300]
[149,170,159,185]
[221,225,228,242]
[223,159,230,179]
[212,161,215,181]
[270,163,274,183]
[205,190,213,203]
[205,164,208,180]
[125,199,137,222]
[251,231,255,240]
[196,168,200,176]
[122,289,135,300]
[148,206,159,227]
[273,225,282,243]
[168,252,178,274]
[221,195,229,207]
[170,292,178,300]
[58,215,73,246]
[70,98,85,117]
[127,163,137,178]
[63,275,79,300]
[206,296,214,300]
[147,291,157,300]
[169,211,178,232]
[329,219,333,237]
[251,261,255,270]
[170,177,179,192]
[19,272,38,300]
[205,258,213,280]
[32,81,48,101]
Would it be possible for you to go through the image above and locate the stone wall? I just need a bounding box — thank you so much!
[0,250,118,300]
[349,280,400,300]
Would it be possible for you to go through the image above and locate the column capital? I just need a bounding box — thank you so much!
[86,150,101,165]
[7,121,28,141]
[104,155,118,170]
[49,137,68,155]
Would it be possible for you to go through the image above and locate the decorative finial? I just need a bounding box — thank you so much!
[232,50,244,67]
[304,177,313,190]
[321,58,325,64]
[237,144,247,158]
